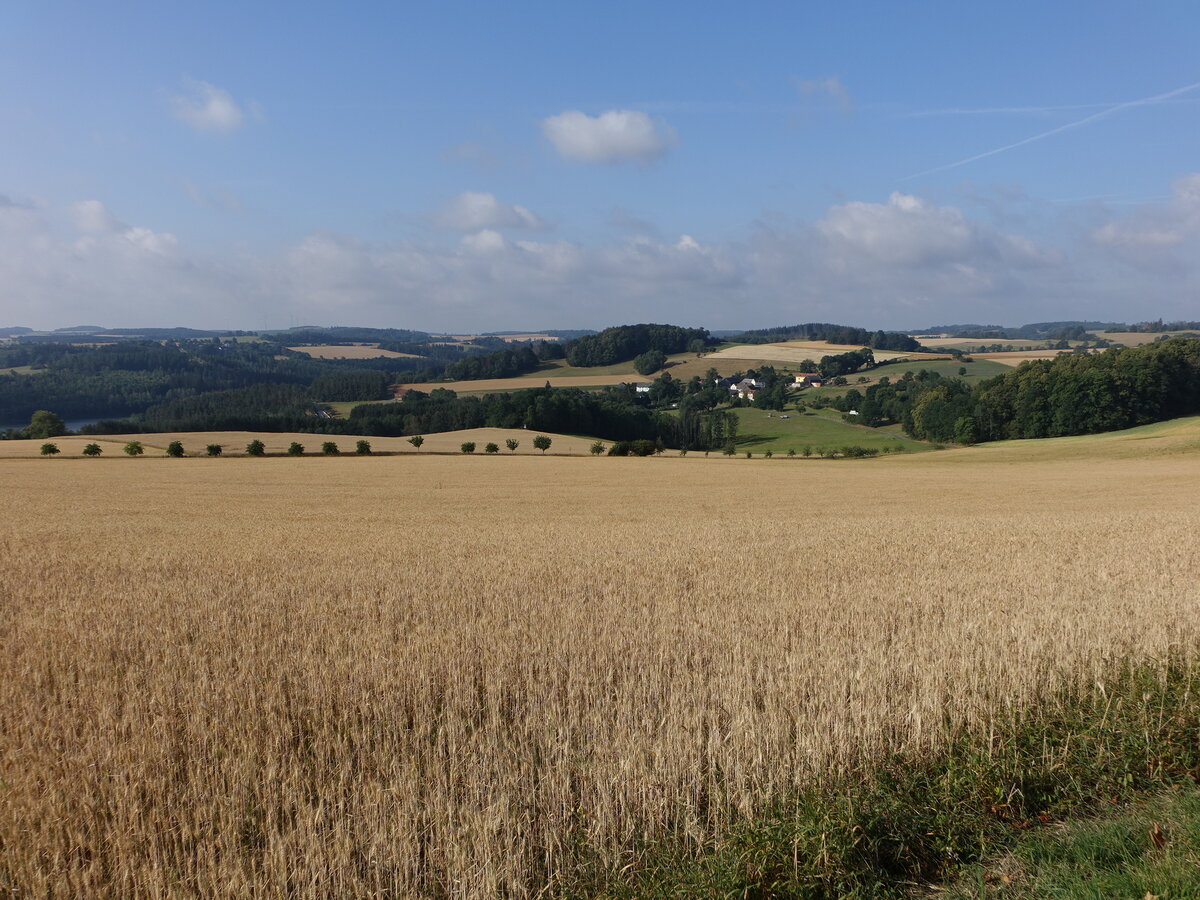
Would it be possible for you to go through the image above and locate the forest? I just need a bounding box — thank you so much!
[563,324,710,367]
[822,337,1200,444]
[0,339,424,424]
[732,323,922,351]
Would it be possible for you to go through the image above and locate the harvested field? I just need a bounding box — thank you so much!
[913,337,1053,350]
[707,341,949,364]
[452,333,557,343]
[288,344,424,359]
[0,428,595,457]
[3,419,1200,896]
[1090,330,1199,347]
[974,349,1076,366]
[397,373,635,393]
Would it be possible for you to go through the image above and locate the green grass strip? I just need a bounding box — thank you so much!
[559,655,1200,899]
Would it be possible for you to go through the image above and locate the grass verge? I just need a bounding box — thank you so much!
[939,787,1200,898]
[559,655,1200,899]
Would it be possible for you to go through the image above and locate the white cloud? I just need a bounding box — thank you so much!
[5,182,1200,332]
[541,109,675,165]
[793,75,853,111]
[169,78,247,134]
[437,192,546,231]
[72,199,125,234]
[1091,172,1200,258]
[816,192,1058,270]
[460,229,507,254]
[69,200,176,255]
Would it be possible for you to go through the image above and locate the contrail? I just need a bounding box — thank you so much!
[905,80,1200,179]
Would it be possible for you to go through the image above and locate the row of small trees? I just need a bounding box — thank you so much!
[39,434,558,457]
[457,436,553,454]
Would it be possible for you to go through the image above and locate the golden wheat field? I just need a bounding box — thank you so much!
[3,421,1200,897]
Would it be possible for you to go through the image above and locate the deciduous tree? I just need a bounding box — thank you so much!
[25,410,67,439]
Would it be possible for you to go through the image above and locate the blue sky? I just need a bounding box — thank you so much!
[2,1,1198,332]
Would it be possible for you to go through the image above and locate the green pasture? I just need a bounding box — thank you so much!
[730,406,929,455]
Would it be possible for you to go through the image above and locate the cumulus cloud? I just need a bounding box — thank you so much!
[793,75,853,111]
[72,199,125,234]
[5,182,1200,332]
[437,192,546,231]
[1092,173,1200,255]
[815,192,1058,271]
[169,78,247,134]
[541,109,675,164]
[70,200,177,256]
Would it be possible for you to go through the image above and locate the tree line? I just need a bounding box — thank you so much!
[564,324,709,367]
[0,340,418,424]
[822,338,1200,444]
[731,323,922,352]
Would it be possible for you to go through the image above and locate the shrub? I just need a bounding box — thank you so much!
[484,442,499,454]
[633,349,667,376]
[460,442,476,454]
[205,444,222,457]
[355,440,372,455]
[764,449,773,458]
[607,439,657,457]
[40,443,60,456]
[321,442,340,456]
[590,441,605,456]
[123,441,145,457]
[245,440,266,457]
[166,441,185,458]
[287,442,305,456]
[82,443,102,457]
[787,448,796,457]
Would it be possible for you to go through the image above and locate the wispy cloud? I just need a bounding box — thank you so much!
[793,75,853,111]
[169,78,251,134]
[907,81,1200,179]
[904,101,1116,118]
